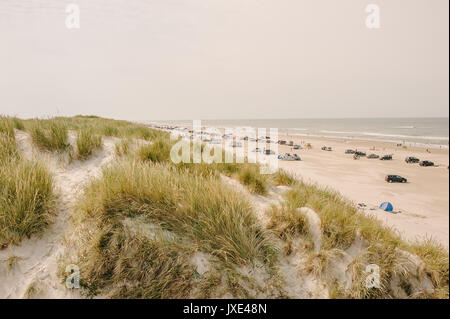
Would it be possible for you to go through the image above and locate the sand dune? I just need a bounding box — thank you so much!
[0,130,117,298]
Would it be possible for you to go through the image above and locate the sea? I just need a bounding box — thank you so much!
[149,118,449,149]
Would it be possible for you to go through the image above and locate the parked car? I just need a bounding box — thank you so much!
[293,144,302,150]
[252,147,262,152]
[326,147,332,151]
[345,149,355,154]
[281,153,301,161]
[278,140,287,145]
[355,151,366,157]
[367,154,380,159]
[321,146,328,151]
[385,175,407,183]
[229,141,242,148]
[380,155,393,160]
[405,157,420,163]
[288,141,294,146]
[419,160,434,167]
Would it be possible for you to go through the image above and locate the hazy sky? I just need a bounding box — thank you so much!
[0,0,448,121]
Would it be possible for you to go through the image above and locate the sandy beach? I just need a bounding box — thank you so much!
[275,134,449,248]
[160,124,449,248]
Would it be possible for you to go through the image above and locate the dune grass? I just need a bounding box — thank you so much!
[236,165,268,195]
[73,159,276,297]
[0,116,15,139]
[137,137,173,163]
[65,115,169,141]
[78,226,195,298]
[269,169,296,186]
[12,117,25,130]
[0,133,20,164]
[79,160,275,265]
[76,129,102,160]
[20,116,167,144]
[0,128,55,245]
[115,139,131,156]
[270,180,449,298]
[29,119,70,152]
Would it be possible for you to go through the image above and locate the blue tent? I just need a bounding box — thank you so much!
[379,202,393,212]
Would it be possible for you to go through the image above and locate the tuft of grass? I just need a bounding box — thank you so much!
[269,169,296,186]
[0,133,20,164]
[266,204,309,242]
[76,129,102,160]
[115,139,131,156]
[7,255,21,270]
[101,125,120,137]
[0,160,55,245]
[137,138,172,163]
[0,116,15,139]
[29,120,70,152]
[79,227,195,299]
[237,165,268,195]
[410,238,449,298]
[12,117,25,130]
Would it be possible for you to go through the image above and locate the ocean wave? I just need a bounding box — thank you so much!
[393,126,415,129]
[361,132,449,141]
[320,130,358,135]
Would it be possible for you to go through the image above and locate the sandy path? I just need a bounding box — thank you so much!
[0,131,116,298]
[276,135,449,248]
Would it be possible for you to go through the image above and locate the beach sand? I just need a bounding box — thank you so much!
[275,134,449,248]
[157,124,449,248]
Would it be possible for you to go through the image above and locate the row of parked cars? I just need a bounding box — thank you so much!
[345,149,393,160]
[345,150,435,166]
[405,157,434,166]
[384,157,435,184]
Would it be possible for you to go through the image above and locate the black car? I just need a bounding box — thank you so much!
[367,154,380,159]
[385,175,407,183]
[345,149,355,154]
[380,155,393,160]
[419,160,434,167]
[405,157,420,163]
[355,151,366,157]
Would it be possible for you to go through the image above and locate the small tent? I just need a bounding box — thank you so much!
[379,202,393,212]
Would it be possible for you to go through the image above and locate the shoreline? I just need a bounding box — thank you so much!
[147,121,449,151]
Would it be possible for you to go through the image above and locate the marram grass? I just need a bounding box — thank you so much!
[76,129,102,160]
[0,159,55,245]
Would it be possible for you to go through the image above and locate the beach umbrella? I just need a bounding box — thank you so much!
[379,202,393,212]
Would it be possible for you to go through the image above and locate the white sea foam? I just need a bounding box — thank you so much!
[361,132,449,141]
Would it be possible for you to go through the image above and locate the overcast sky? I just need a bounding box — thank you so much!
[0,0,448,121]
